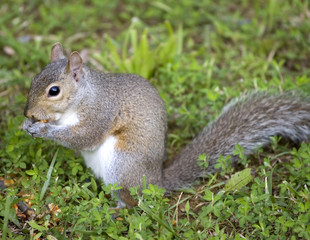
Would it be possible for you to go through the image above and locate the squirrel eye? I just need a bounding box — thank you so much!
[48,86,60,97]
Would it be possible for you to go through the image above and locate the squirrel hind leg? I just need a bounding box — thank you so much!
[108,189,137,219]
[117,188,138,208]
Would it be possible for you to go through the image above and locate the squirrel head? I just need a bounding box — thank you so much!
[24,42,84,123]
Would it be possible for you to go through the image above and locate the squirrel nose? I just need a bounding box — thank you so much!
[24,109,29,118]
[24,107,32,119]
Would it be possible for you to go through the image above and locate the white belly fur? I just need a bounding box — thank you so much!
[81,136,118,185]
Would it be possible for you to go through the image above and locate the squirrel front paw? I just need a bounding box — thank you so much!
[23,119,49,138]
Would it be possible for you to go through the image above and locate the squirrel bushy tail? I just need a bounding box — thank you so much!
[163,92,310,190]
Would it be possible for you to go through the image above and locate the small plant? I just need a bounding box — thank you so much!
[97,20,183,79]
[214,154,233,176]
[233,143,249,167]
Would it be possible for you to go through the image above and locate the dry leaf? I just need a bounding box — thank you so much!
[3,46,15,56]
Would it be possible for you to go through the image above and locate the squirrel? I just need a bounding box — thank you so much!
[23,43,310,208]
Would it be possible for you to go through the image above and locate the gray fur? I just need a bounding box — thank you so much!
[23,45,310,206]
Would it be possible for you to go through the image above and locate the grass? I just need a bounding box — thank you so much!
[1,0,310,239]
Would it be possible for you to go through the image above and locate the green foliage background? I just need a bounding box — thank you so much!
[0,0,310,239]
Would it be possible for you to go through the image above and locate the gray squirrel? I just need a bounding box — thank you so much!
[23,43,310,207]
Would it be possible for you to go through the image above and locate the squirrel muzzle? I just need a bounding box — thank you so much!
[24,105,50,123]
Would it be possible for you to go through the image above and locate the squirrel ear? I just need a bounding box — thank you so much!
[67,51,83,81]
[51,42,65,62]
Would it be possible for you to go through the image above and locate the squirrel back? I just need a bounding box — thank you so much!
[23,43,310,207]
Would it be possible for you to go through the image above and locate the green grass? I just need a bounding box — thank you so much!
[1,0,310,239]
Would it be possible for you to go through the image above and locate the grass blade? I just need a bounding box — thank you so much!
[139,201,182,239]
[2,194,12,240]
[40,149,59,201]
